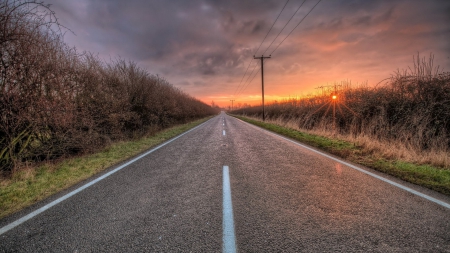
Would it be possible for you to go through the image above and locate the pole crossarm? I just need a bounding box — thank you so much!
[230,99,235,111]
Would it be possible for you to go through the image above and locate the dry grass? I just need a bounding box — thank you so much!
[260,115,450,169]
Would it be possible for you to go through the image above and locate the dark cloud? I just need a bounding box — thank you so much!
[44,0,450,105]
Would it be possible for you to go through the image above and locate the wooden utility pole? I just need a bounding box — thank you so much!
[230,99,235,111]
[254,55,271,121]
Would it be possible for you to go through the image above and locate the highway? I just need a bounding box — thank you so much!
[1,112,449,252]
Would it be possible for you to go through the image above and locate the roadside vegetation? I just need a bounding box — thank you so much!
[0,0,218,176]
[231,54,450,195]
[0,117,211,219]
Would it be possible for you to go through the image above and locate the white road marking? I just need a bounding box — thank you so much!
[223,130,226,136]
[237,118,450,209]
[223,166,237,253]
[0,119,213,236]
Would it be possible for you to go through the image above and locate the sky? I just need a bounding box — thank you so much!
[44,0,450,107]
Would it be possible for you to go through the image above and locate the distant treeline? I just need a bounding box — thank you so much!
[232,55,450,166]
[0,1,218,172]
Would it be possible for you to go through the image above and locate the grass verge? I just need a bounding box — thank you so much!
[0,117,212,219]
[232,115,450,196]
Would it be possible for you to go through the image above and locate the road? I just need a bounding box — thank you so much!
[1,112,449,252]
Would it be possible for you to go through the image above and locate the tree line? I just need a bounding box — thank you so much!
[0,0,218,173]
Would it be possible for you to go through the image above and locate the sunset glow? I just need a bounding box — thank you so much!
[44,0,450,108]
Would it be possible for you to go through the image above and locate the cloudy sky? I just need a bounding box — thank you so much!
[45,0,450,107]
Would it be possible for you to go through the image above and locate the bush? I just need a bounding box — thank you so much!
[0,0,218,173]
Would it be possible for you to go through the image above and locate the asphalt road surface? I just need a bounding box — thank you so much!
[1,112,449,252]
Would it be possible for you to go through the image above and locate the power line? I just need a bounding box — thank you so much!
[236,59,267,98]
[238,56,268,97]
[254,0,290,56]
[241,64,262,94]
[236,61,260,97]
[269,0,322,55]
[248,60,264,85]
[262,0,307,56]
[237,58,268,97]
[233,0,290,98]
[251,58,271,85]
[233,59,254,97]
[234,0,322,102]
[237,0,309,100]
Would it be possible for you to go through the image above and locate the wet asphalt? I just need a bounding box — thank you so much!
[0,112,449,252]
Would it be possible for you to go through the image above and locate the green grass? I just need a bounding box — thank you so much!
[233,115,357,154]
[0,117,212,219]
[232,115,450,196]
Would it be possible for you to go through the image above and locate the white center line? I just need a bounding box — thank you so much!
[223,130,226,136]
[223,166,237,253]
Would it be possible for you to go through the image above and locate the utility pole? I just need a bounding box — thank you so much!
[315,86,326,96]
[230,99,235,111]
[254,55,271,121]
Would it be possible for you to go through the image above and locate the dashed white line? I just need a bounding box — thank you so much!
[223,130,226,136]
[222,166,237,253]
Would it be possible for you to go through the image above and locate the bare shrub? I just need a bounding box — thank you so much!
[0,1,218,173]
[1,0,75,171]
